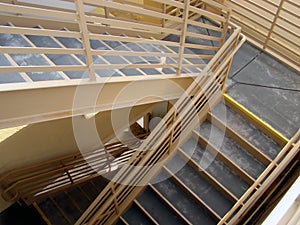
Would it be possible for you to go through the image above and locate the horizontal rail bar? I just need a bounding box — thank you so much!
[219,129,300,224]
[0,26,81,38]
[0,47,84,54]
[0,2,76,20]
[0,65,87,73]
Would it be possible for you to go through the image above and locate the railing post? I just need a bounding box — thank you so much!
[110,184,119,215]
[263,0,285,50]
[162,3,166,28]
[105,7,110,18]
[221,31,240,92]
[75,0,96,81]
[177,0,190,75]
[219,8,231,47]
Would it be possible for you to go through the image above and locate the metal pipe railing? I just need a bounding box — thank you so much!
[0,0,229,84]
[219,129,300,224]
[74,3,244,223]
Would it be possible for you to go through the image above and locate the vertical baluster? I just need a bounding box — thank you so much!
[264,0,285,49]
[177,0,190,75]
[75,0,96,81]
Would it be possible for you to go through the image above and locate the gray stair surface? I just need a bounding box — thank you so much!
[122,97,281,224]
[37,177,108,225]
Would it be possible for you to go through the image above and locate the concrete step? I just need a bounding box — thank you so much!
[136,187,186,225]
[38,196,70,225]
[0,24,63,81]
[122,201,156,225]
[153,170,217,225]
[211,102,282,159]
[0,54,25,83]
[180,137,249,198]
[37,177,108,225]
[166,155,234,217]
[196,120,266,179]
[25,27,85,79]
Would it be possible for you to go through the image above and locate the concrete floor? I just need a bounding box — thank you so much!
[164,17,300,139]
[227,42,300,139]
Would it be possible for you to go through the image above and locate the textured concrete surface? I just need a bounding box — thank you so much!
[137,187,186,225]
[197,121,266,179]
[180,137,249,198]
[154,174,217,225]
[227,43,300,138]
[167,155,233,217]
[212,103,282,159]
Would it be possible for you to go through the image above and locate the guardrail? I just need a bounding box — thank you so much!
[74,2,245,222]
[219,128,300,224]
[225,0,300,71]
[0,133,148,205]
[0,0,230,84]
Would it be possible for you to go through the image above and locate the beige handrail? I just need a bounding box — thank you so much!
[75,5,244,223]
[0,0,229,84]
[0,133,148,205]
[219,128,300,224]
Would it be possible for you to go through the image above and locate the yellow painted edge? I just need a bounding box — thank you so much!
[223,93,289,146]
[33,202,52,225]
[149,37,289,147]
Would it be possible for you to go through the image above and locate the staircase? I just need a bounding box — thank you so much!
[32,94,296,225]
[117,97,285,224]
[2,1,298,225]
[36,177,109,225]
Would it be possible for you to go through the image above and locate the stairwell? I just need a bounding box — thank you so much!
[0,0,299,225]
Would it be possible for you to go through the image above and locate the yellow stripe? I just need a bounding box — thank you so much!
[223,93,289,147]
[33,202,52,225]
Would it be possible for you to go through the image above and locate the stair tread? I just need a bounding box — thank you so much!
[0,31,31,47]
[102,34,128,51]
[66,187,91,212]
[90,39,110,50]
[212,103,282,159]
[166,155,234,217]
[137,187,186,225]
[80,182,100,201]
[181,138,249,198]
[122,42,146,52]
[116,218,127,225]
[123,202,154,225]
[52,192,81,223]
[38,197,69,225]
[25,32,85,79]
[196,121,266,179]
[153,172,217,225]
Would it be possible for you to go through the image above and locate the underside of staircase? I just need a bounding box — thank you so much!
[0,0,299,225]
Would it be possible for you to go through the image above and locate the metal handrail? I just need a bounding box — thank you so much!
[0,133,148,205]
[75,1,244,223]
[0,0,229,85]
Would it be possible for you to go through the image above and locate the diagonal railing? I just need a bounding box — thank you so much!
[0,0,230,86]
[75,8,246,224]
[0,133,148,205]
[219,128,300,224]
